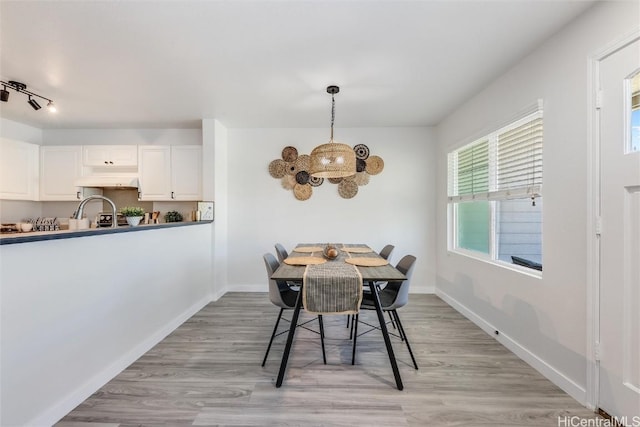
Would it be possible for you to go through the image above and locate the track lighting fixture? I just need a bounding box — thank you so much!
[28,96,41,110]
[0,80,56,113]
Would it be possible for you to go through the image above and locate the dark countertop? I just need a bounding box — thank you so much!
[0,220,213,245]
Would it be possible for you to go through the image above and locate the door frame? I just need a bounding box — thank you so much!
[587,28,640,411]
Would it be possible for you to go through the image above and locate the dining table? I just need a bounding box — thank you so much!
[270,243,407,390]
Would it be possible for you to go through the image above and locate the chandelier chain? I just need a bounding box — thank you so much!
[330,94,335,141]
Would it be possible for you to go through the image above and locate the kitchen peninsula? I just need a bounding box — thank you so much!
[0,219,212,245]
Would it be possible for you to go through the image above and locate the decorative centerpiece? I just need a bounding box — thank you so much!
[323,244,339,260]
[120,206,145,227]
[164,210,183,223]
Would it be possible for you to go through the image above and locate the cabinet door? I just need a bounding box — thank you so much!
[83,145,112,166]
[171,146,202,200]
[110,146,137,166]
[40,146,83,201]
[138,146,171,200]
[0,138,39,200]
[83,145,138,166]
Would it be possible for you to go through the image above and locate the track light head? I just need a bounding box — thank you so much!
[28,96,41,110]
[47,100,57,113]
[1,87,8,102]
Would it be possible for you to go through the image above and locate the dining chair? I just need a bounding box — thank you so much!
[347,244,396,329]
[274,243,289,264]
[351,254,418,370]
[262,253,326,366]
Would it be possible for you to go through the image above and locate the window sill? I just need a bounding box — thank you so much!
[447,248,543,279]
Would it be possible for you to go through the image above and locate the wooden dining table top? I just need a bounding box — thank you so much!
[270,244,407,283]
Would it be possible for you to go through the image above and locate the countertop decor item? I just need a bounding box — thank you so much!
[309,86,356,179]
[164,210,183,223]
[323,244,339,260]
[120,206,145,227]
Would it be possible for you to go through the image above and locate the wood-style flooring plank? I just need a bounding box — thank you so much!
[56,292,598,426]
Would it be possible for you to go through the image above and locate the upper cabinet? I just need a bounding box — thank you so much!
[40,146,83,201]
[138,145,202,201]
[0,138,39,201]
[83,145,137,167]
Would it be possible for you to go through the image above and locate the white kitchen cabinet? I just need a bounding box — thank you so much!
[138,145,201,201]
[0,138,39,200]
[40,146,83,200]
[83,145,137,167]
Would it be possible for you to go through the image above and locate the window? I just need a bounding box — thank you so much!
[448,107,543,271]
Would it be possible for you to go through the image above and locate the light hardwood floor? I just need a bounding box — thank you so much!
[57,292,598,426]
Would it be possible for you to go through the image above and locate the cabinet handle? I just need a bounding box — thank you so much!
[77,191,81,200]
[171,191,175,199]
[104,160,108,165]
[109,161,113,165]
[138,191,141,200]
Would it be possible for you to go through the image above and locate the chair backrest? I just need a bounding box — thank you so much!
[263,253,295,309]
[381,254,417,310]
[379,244,395,260]
[274,243,289,263]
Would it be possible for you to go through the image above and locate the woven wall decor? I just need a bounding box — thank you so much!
[268,144,384,200]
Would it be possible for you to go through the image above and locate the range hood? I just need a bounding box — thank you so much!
[74,175,139,188]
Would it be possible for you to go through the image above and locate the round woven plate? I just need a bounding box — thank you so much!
[294,246,324,253]
[365,155,384,175]
[282,146,298,162]
[309,176,324,187]
[281,175,296,190]
[293,183,312,200]
[345,258,389,267]
[269,159,287,178]
[342,247,372,253]
[328,177,343,184]
[356,158,367,172]
[294,154,310,172]
[338,180,358,199]
[353,144,370,160]
[295,170,310,184]
[353,172,370,186]
[284,257,327,265]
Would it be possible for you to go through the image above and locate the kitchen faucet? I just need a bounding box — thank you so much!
[73,195,118,228]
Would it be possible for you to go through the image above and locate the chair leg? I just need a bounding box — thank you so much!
[346,314,350,328]
[392,310,418,370]
[388,311,397,331]
[318,315,327,364]
[262,308,284,367]
[351,313,359,365]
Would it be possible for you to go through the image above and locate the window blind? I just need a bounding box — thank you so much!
[448,110,543,203]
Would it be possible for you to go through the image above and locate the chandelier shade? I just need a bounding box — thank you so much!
[309,85,357,178]
[309,141,356,178]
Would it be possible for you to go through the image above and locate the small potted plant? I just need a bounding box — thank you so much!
[164,210,183,223]
[120,206,145,227]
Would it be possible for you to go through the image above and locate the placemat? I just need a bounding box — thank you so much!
[294,246,324,253]
[345,258,389,267]
[342,247,372,253]
[284,257,326,265]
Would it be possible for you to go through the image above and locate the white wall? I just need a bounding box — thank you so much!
[224,126,436,294]
[43,127,202,146]
[0,224,214,426]
[434,1,639,405]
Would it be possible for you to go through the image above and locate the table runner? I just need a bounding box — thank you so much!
[302,261,363,315]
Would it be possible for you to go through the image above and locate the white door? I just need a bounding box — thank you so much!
[599,37,640,421]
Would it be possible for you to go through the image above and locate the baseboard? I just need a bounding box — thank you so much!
[435,289,587,406]
[29,294,212,427]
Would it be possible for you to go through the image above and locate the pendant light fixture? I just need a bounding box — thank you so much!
[309,85,356,178]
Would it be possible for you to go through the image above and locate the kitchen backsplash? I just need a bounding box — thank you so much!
[0,189,198,225]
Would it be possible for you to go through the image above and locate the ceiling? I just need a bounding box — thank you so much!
[0,0,596,130]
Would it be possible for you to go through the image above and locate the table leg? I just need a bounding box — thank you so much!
[276,287,303,387]
[368,281,403,390]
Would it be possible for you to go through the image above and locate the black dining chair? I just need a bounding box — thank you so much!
[262,253,326,366]
[351,254,418,370]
